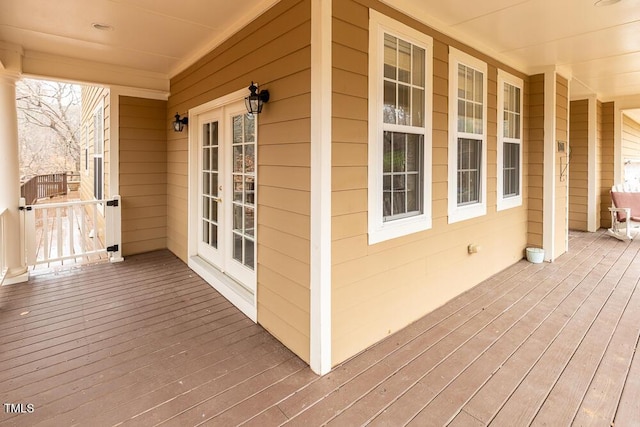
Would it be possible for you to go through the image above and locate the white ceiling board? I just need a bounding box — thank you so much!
[383,0,640,100]
[0,0,278,84]
[458,0,640,52]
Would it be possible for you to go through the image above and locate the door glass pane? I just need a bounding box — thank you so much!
[244,114,255,142]
[212,173,218,197]
[211,147,218,172]
[245,176,255,205]
[230,113,256,271]
[210,224,218,248]
[233,146,243,172]
[245,144,255,173]
[233,116,242,143]
[245,239,254,269]
[203,220,209,244]
[202,121,219,249]
[233,205,243,233]
[203,196,210,220]
[233,176,243,202]
[233,233,242,263]
[203,148,210,170]
[211,199,218,222]
[245,207,255,237]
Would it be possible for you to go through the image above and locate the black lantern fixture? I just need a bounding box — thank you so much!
[173,113,188,132]
[244,82,269,114]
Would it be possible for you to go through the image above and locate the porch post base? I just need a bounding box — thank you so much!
[2,269,29,286]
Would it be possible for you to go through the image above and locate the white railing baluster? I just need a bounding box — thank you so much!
[92,202,98,253]
[80,205,86,256]
[25,206,36,266]
[56,206,62,259]
[68,205,74,257]
[43,209,49,261]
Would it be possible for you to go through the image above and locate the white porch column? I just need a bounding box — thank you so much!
[310,0,332,375]
[543,70,557,262]
[0,71,28,284]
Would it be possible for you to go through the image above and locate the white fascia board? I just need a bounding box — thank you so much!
[22,50,169,93]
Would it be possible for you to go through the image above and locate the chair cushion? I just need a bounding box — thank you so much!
[611,191,640,222]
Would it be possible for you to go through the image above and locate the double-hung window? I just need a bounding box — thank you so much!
[497,70,523,210]
[368,10,433,244]
[448,48,487,223]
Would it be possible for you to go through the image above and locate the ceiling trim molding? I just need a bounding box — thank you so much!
[22,50,170,93]
[0,41,23,75]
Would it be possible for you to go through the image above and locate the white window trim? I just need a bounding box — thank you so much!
[367,10,433,245]
[84,124,89,176]
[448,47,487,224]
[497,70,524,211]
[93,100,105,204]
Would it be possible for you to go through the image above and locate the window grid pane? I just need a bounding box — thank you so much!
[457,64,484,134]
[503,83,521,139]
[457,138,482,206]
[503,142,520,197]
[383,131,423,221]
[383,33,425,127]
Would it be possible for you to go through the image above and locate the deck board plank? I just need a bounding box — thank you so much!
[0,231,638,426]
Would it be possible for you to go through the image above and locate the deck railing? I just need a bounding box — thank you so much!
[25,196,122,266]
[21,173,69,205]
[0,207,8,285]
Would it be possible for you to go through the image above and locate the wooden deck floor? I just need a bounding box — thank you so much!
[0,230,638,426]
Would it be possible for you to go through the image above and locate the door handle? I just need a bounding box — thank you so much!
[212,196,222,203]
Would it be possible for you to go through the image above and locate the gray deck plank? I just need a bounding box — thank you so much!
[0,231,638,426]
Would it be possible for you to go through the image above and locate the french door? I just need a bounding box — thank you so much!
[197,101,256,290]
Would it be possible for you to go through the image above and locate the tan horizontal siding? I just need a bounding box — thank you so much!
[119,96,167,256]
[167,0,311,363]
[569,99,589,231]
[330,0,529,365]
[528,74,545,247]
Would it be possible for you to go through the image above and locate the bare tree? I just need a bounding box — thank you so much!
[16,79,81,178]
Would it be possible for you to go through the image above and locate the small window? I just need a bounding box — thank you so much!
[368,10,433,244]
[93,103,104,201]
[448,48,487,223]
[84,125,89,175]
[497,70,523,210]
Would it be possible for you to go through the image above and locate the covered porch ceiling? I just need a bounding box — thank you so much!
[1,0,640,102]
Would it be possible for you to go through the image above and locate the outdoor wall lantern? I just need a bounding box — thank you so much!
[244,82,269,114]
[173,113,188,132]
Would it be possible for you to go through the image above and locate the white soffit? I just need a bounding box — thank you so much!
[382,0,640,100]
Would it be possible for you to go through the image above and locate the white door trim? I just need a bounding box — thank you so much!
[187,88,257,322]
